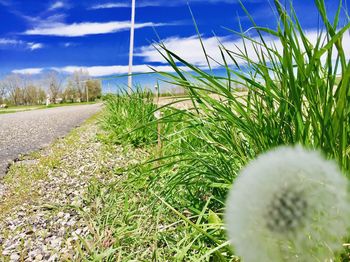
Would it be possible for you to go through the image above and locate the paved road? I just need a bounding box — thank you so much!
[0,104,102,178]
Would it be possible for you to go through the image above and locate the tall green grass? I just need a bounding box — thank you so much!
[151,0,350,259]
[156,0,350,195]
[103,88,157,146]
[99,0,350,260]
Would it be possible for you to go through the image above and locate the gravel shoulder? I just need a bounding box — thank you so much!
[0,113,146,261]
[0,103,102,178]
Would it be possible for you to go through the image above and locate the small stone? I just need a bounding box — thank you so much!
[50,237,62,248]
[35,254,43,260]
[10,253,20,261]
[66,219,76,226]
[2,250,10,256]
[57,212,64,218]
[48,254,58,261]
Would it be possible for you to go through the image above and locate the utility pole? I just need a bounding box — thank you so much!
[128,0,136,94]
[86,84,89,102]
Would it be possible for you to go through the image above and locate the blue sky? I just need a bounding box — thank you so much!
[0,0,348,91]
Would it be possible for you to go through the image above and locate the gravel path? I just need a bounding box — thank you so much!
[0,114,145,261]
[0,104,102,178]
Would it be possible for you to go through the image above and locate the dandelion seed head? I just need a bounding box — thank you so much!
[266,187,308,233]
[225,146,350,262]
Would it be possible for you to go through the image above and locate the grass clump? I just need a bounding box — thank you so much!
[103,88,157,147]
[75,167,177,261]
[156,0,350,199]
[74,155,237,260]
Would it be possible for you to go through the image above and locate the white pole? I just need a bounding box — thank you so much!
[86,84,89,102]
[46,94,50,107]
[128,0,136,94]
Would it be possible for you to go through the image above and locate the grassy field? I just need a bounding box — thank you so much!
[0,102,98,114]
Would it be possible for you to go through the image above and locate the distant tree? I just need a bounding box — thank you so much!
[37,88,47,104]
[86,79,102,101]
[63,80,78,103]
[23,85,46,105]
[46,71,63,103]
[0,74,48,105]
[2,74,23,105]
[13,86,25,105]
[24,85,37,105]
[0,80,7,104]
[71,69,89,102]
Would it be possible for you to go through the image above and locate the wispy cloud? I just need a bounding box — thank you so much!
[137,35,230,67]
[62,42,77,47]
[24,21,170,37]
[0,0,11,6]
[90,0,262,9]
[90,2,130,9]
[0,38,44,51]
[2,0,67,28]
[27,42,44,50]
[54,65,188,76]
[12,68,44,74]
[48,1,65,10]
[137,31,350,67]
[0,38,20,45]
[12,64,188,77]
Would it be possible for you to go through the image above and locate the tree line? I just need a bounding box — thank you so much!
[0,69,102,106]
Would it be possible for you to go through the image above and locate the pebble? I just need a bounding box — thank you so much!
[10,253,20,261]
[57,212,64,218]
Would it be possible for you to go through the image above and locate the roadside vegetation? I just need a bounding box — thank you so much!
[0,101,98,115]
[77,0,350,260]
[102,89,157,146]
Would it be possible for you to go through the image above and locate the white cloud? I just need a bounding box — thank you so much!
[0,38,44,51]
[138,35,231,67]
[12,68,44,74]
[24,21,169,37]
[90,0,262,9]
[27,42,44,50]
[12,64,187,77]
[137,31,350,68]
[90,3,130,9]
[49,1,65,10]
[62,42,77,47]
[54,64,187,76]
[0,38,22,45]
